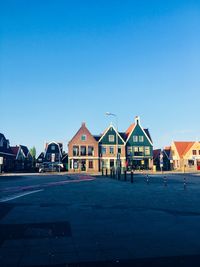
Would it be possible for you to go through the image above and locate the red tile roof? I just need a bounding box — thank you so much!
[125,123,135,138]
[174,141,194,157]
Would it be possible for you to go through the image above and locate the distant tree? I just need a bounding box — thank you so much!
[30,146,36,159]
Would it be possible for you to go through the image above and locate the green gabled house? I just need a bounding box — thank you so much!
[125,116,153,170]
[98,124,126,171]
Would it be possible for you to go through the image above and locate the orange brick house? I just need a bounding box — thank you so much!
[68,122,99,172]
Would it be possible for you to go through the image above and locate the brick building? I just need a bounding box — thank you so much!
[68,122,99,172]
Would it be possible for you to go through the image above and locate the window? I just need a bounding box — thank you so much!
[109,135,115,142]
[139,147,144,152]
[192,150,197,155]
[89,160,93,169]
[134,147,139,152]
[133,136,138,142]
[101,146,106,155]
[199,150,200,155]
[51,145,55,150]
[109,146,114,154]
[73,159,79,169]
[47,154,51,160]
[145,146,150,155]
[139,136,144,142]
[110,159,114,167]
[81,135,86,141]
[188,160,194,166]
[81,146,86,156]
[73,146,79,156]
[88,146,94,156]
[118,147,121,154]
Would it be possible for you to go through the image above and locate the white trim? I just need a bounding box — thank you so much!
[100,157,126,160]
[98,124,125,144]
[68,157,99,159]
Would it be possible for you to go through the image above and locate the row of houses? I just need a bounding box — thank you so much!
[154,141,200,172]
[1,116,200,173]
[34,116,153,172]
[67,116,153,172]
[0,133,33,172]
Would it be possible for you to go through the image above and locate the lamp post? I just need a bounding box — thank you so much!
[105,112,120,175]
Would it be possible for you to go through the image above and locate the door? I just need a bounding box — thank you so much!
[81,160,86,171]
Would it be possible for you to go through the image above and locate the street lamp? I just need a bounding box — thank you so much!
[105,112,119,174]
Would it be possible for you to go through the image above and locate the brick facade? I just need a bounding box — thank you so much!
[68,122,99,172]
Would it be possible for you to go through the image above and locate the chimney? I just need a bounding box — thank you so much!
[135,116,140,125]
[82,122,86,127]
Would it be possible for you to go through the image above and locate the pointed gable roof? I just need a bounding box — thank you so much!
[20,145,29,157]
[98,124,125,144]
[125,117,153,146]
[69,122,98,144]
[173,141,194,158]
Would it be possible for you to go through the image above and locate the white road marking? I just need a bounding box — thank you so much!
[0,189,44,203]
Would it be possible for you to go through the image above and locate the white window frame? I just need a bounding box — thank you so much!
[145,146,150,155]
[133,135,138,142]
[81,135,87,141]
[108,135,115,142]
[139,136,144,142]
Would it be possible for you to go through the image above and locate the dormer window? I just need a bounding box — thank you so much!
[81,135,86,141]
[109,135,115,142]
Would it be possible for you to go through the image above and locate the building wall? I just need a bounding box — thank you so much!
[68,123,99,172]
[126,123,153,169]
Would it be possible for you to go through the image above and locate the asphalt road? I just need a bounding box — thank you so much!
[0,173,200,267]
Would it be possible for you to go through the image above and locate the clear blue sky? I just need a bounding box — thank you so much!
[1,0,200,155]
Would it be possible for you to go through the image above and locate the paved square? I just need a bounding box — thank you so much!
[0,173,200,266]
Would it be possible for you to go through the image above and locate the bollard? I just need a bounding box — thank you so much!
[113,168,116,179]
[102,168,104,177]
[106,168,108,177]
[118,168,121,180]
[164,176,167,186]
[184,177,187,189]
[124,170,127,181]
[131,170,133,183]
[110,168,112,178]
[146,174,149,184]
